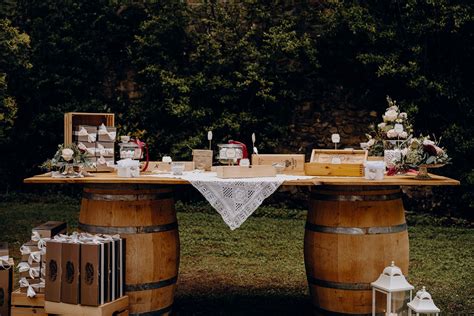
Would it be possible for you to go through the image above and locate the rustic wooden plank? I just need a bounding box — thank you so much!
[11,289,45,307]
[45,295,128,316]
[24,172,460,186]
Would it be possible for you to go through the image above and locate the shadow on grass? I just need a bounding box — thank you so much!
[174,291,312,315]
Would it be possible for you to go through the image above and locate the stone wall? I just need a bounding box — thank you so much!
[279,99,379,158]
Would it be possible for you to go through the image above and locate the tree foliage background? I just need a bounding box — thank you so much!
[0,0,472,218]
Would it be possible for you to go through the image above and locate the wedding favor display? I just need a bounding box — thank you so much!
[64,112,116,172]
[305,149,367,176]
[44,232,125,307]
[0,243,13,316]
[18,221,67,298]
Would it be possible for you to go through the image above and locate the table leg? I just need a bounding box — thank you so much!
[78,184,180,316]
[304,185,409,315]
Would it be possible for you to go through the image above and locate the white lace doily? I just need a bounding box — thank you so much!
[145,172,314,230]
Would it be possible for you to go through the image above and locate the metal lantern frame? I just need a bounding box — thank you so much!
[372,261,414,316]
[407,287,440,316]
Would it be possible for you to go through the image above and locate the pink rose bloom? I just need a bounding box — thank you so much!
[399,131,408,138]
[387,129,398,138]
[399,112,407,119]
[383,109,398,122]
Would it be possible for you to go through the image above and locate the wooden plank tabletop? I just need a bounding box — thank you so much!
[24,172,460,186]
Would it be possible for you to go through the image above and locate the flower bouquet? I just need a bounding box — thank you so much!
[390,136,451,179]
[41,143,91,178]
[363,96,414,167]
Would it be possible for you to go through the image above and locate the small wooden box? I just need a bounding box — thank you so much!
[64,112,114,146]
[251,154,305,175]
[147,161,195,173]
[215,165,276,178]
[11,289,46,316]
[192,149,213,171]
[45,295,128,316]
[304,149,367,177]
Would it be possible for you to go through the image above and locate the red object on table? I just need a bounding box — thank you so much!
[228,140,248,160]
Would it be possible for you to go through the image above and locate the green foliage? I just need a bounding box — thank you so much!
[0,0,472,216]
[129,2,319,158]
[0,18,30,144]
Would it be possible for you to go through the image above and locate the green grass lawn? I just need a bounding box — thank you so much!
[0,196,472,314]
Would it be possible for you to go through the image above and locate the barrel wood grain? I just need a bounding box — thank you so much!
[304,186,409,315]
[79,185,179,316]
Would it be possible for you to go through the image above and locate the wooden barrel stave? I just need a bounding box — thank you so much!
[79,185,179,316]
[304,186,409,315]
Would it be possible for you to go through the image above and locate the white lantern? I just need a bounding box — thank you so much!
[372,261,414,316]
[408,287,440,316]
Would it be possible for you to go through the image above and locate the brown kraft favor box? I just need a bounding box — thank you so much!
[45,241,62,302]
[73,125,97,143]
[60,242,81,304]
[97,126,117,142]
[32,221,67,239]
[0,258,13,316]
[80,242,111,306]
[96,142,114,158]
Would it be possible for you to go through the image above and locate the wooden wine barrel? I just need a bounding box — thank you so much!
[304,186,409,315]
[78,184,179,316]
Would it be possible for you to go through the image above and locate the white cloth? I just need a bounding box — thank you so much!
[145,172,314,230]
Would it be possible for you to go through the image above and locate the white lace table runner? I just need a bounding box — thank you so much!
[144,172,314,230]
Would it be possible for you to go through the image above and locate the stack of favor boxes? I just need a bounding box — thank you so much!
[0,242,13,316]
[18,221,67,298]
[74,123,116,170]
[45,232,125,306]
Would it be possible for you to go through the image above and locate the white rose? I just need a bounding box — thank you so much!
[367,139,375,146]
[378,122,386,129]
[61,148,74,161]
[388,105,399,111]
[423,139,435,146]
[399,112,407,119]
[387,129,398,138]
[399,131,408,138]
[383,109,398,122]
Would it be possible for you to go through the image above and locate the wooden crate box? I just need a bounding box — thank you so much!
[304,149,368,177]
[64,112,114,146]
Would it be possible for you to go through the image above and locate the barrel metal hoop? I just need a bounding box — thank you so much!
[313,305,371,316]
[125,276,178,292]
[78,222,178,234]
[311,192,402,201]
[129,304,173,316]
[305,222,407,235]
[307,276,371,290]
[82,191,174,201]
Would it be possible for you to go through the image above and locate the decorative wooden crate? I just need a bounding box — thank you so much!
[64,112,114,146]
[215,165,276,178]
[304,149,367,177]
[11,289,46,316]
[45,295,128,316]
[251,154,305,175]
